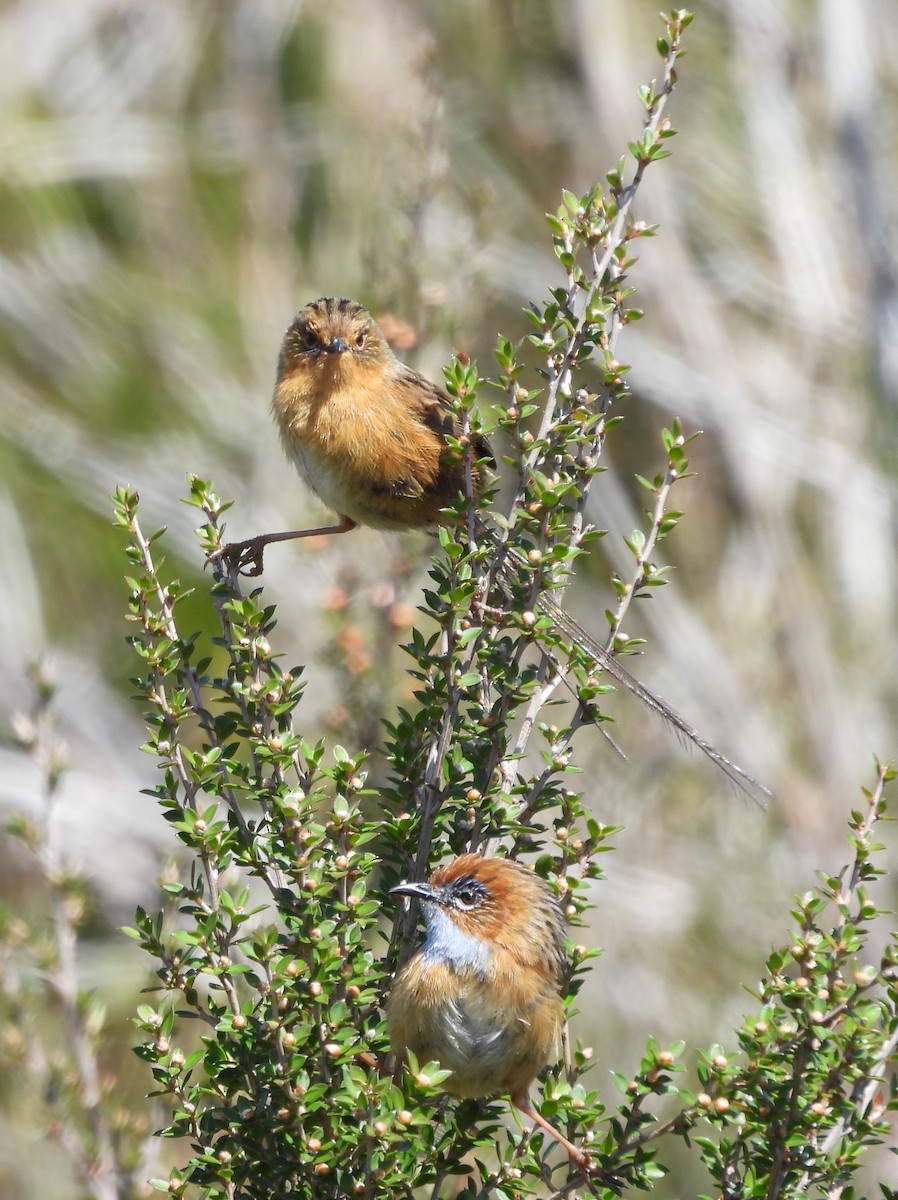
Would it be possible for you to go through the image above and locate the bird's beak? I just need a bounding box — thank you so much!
[324,336,348,354]
[390,880,435,903]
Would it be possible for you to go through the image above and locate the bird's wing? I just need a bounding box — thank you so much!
[400,366,495,468]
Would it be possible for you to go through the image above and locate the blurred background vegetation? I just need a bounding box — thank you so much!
[1,0,896,1195]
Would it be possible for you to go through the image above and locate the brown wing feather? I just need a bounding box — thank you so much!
[399,366,496,472]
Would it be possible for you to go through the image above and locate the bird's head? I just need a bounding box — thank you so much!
[278,297,392,383]
[392,854,567,980]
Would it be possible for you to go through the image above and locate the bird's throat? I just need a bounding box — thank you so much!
[420,904,493,979]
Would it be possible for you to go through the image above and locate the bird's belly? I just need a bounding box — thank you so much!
[427,1005,524,1097]
[275,375,462,530]
[399,976,560,1099]
[287,442,422,531]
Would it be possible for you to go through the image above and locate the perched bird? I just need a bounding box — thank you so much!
[386,854,592,1173]
[210,297,769,805]
[213,296,493,574]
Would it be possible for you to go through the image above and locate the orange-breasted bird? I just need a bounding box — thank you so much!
[213,296,493,575]
[211,297,769,804]
[386,854,593,1173]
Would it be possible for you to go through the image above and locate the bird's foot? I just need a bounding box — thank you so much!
[207,537,267,577]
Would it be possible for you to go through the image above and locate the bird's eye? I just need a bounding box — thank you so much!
[452,881,485,910]
[302,329,318,349]
[355,331,366,347]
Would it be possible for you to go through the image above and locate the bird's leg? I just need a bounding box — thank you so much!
[512,1092,595,1175]
[209,515,358,576]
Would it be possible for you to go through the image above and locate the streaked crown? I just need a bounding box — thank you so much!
[394,854,568,983]
[279,296,391,372]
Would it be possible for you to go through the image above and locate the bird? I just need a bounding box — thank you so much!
[211,296,494,576]
[209,297,770,805]
[386,853,594,1174]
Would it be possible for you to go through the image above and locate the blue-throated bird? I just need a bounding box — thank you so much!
[386,854,592,1172]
